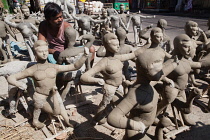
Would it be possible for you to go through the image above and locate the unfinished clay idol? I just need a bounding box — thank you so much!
[0,18,16,64]
[5,15,38,61]
[81,33,145,125]
[7,40,89,129]
[156,34,209,126]
[107,47,179,139]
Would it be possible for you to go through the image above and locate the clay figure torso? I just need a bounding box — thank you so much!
[0,21,7,38]
[119,13,127,27]
[129,83,159,127]
[30,63,57,95]
[16,22,34,38]
[167,58,192,90]
[77,16,92,31]
[100,57,123,86]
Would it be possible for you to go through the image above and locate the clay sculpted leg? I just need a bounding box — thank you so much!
[92,84,118,125]
[0,38,8,64]
[156,86,179,116]
[33,93,46,129]
[173,89,201,125]
[5,35,13,61]
[8,87,18,115]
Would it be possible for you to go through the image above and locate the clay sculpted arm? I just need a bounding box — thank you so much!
[139,15,155,19]
[7,67,34,90]
[115,47,145,61]
[108,94,145,132]
[77,34,95,48]
[5,23,16,40]
[161,56,179,79]
[57,47,89,72]
[96,46,106,57]
[30,23,38,33]
[80,59,106,85]
[4,16,18,28]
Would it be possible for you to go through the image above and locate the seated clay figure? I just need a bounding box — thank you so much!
[107,47,180,140]
[0,16,16,64]
[185,20,209,59]
[139,19,173,53]
[4,15,38,62]
[80,33,145,125]
[7,40,89,129]
[57,26,95,70]
[156,34,210,125]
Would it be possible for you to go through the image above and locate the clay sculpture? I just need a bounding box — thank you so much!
[7,40,89,129]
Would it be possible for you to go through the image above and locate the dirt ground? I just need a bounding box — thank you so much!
[1,19,210,140]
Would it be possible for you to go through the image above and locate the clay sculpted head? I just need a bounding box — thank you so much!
[150,27,164,44]
[78,2,84,14]
[120,4,125,13]
[64,26,76,47]
[33,40,49,61]
[136,48,165,81]
[173,34,193,58]
[103,33,120,53]
[21,5,30,18]
[102,8,108,17]
[185,21,199,36]
[116,27,126,45]
[157,19,167,29]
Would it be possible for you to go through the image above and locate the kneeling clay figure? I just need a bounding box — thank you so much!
[81,33,146,125]
[7,40,89,129]
[107,47,179,140]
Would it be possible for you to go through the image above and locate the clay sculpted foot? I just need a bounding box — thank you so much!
[181,112,196,126]
[33,121,45,129]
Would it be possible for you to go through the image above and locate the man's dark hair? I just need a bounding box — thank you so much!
[44,2,62,20]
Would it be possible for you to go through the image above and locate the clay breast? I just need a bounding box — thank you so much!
[34,64,57,81]
[105,58,123,74]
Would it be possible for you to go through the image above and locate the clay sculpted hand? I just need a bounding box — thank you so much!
[132,121,146,133]
[98,79,105,85]
[84,47,90,56]
[17,82,27,90]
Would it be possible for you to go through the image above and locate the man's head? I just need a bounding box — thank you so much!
[44,2,63,27]
[21,5,30,18]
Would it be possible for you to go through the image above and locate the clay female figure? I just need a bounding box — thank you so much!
[107,47,179,140]
[185,20,209,57]
[81,33,144,125]
[0,16,16,64]
[139,19,173,53]
[5,15,38,62]
[12,5,40,26]
[7,40,89,129]
[156,34,210,125]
